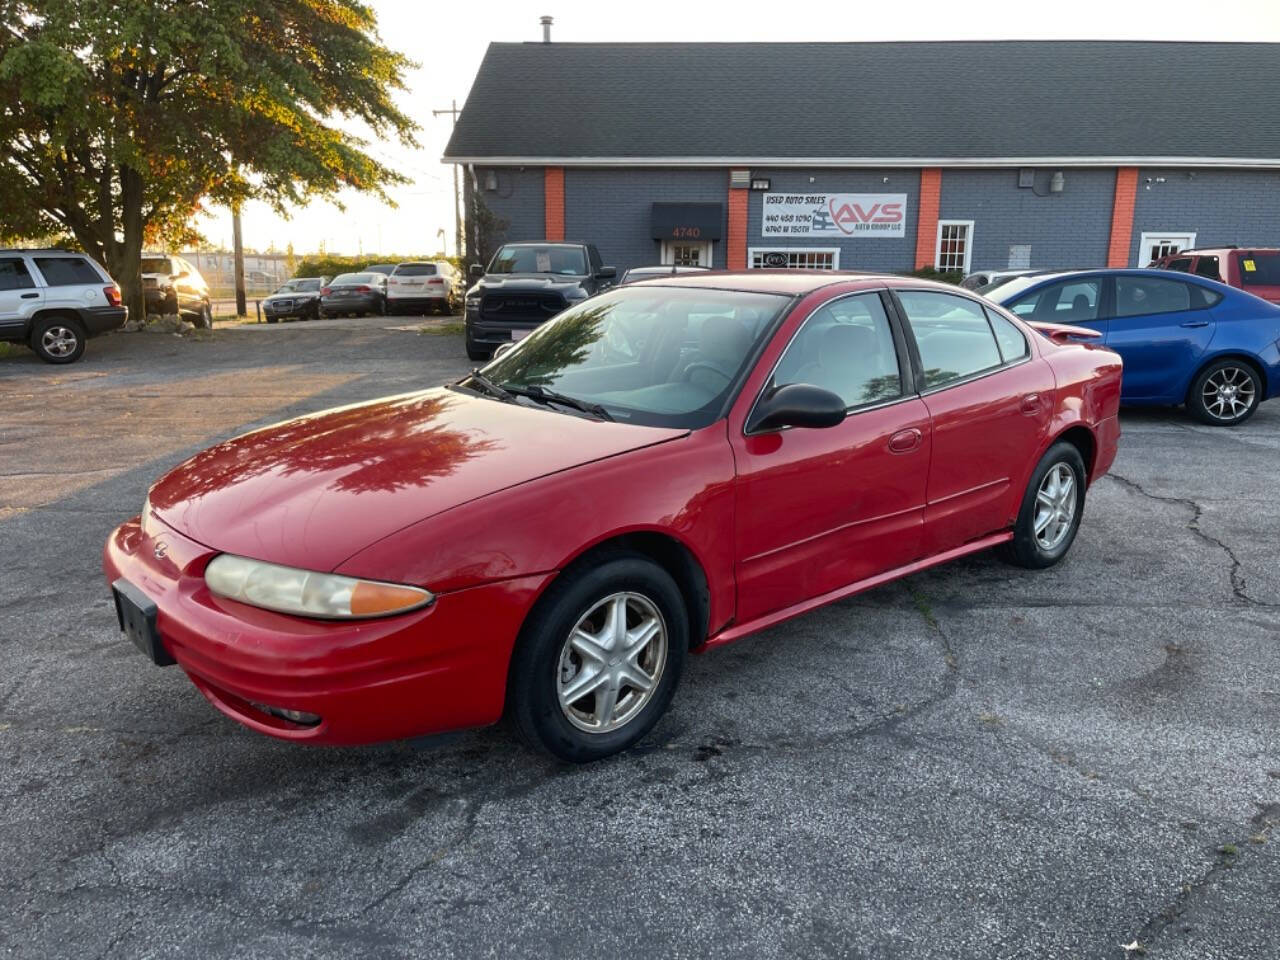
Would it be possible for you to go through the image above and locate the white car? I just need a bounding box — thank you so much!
[0,249,126,363]
[385,260,462,315]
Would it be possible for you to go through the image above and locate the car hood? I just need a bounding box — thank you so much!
[148,388,687,572]
[263,291,318,302]
[471,275,588,295]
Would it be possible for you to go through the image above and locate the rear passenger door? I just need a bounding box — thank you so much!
[1102,274,1216,401]
[0,257,42,334]
[893,289,1054,554]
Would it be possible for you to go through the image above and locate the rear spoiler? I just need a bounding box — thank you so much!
[1027,321,1103,344]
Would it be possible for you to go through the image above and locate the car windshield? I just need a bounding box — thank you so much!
[476,286,790,429]
[331,273,376,285]
[489,245,587,276]
[277,279,320,293]
[140,257,172,275]
[395,263,438,277]
[985,275,1050,301]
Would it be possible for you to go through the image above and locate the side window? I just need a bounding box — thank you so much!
[773,293,902,408]
[1239,252,1280,286]
[1189,285,1223,309]
[1165,257,1193,273]
[896,290,1002,389]
[984,307,1029,362]
[32,257,103,287]
[1009,280,1100,323]
[1115,276,1191,317]
[1193,256,1221,280]
[0,257,35,291]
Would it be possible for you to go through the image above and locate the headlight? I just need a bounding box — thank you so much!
[205,554,434,619]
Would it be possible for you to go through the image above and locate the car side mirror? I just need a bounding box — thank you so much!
[596,266,616,279]
[747,383,847,433]
[470,264,484,277]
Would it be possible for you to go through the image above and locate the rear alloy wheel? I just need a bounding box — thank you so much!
[1002,441,1086,569]
[508,552,687,762]
[1188,360,1261,426]
[30,316,86,364]
[198,302,213,329]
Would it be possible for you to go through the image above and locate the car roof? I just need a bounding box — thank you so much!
[990,267,1238,294]
[1167,247,1280,255]
[632,269,932,297]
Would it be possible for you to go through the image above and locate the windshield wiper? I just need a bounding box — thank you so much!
[460,369,516,403]
[502,384,614,421]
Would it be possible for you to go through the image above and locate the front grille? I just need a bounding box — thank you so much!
[481,292,566,323]
[270,299,292,311]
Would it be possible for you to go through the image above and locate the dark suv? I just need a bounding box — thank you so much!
[1152,247,1280,305]
[464,242,615,360]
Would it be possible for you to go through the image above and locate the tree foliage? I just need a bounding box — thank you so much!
[0,0,417,318]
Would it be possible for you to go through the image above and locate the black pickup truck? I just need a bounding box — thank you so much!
[464,242,615,360]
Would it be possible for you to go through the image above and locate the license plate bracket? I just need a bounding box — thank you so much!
[112,578,175,666]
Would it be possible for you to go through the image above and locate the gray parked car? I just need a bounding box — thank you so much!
[319,273,388,318]
[262,277,329,322]
[0,249,126,363]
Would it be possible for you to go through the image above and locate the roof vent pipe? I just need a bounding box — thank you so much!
[540,16,553,43]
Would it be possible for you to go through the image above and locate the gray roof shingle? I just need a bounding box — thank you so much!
[443,41,1280,163]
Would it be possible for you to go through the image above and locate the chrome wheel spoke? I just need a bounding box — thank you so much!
[618,661,655,693]
[593,682,620,728]
[569,628,609,664]
[560,665,607,706]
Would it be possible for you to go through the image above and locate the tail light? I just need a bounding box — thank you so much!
[354,285,372,293]
[427,278,445,285]
[104,284,122,307]
[320,287,332,296]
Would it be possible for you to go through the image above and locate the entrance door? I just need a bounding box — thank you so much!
[1136,232,1196,267]
[660,240,712,267]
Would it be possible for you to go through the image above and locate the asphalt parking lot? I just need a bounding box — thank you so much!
[2,321,1277,959]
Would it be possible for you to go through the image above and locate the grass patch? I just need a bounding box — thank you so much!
[419,321,464,336]
[0,342,11,359]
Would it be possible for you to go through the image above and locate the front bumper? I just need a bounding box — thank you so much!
[465,314,545,346]
[102,515,551,745]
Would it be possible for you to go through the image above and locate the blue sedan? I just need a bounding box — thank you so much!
[989,269,1280,425]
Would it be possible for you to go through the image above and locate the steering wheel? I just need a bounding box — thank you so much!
[681,360,734,390]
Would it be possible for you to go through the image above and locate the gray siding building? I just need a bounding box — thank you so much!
[445,41,1280,276]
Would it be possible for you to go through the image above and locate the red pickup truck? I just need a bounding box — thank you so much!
[1152,247,1280,304]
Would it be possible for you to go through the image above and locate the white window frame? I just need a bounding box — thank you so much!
[1135,232,1197,267]
[934,220,974,274]
[746,247,841,270]
[660,240,713,268]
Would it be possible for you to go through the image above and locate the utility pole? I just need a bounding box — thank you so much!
[232,205,246,317]
[432,99,462,260]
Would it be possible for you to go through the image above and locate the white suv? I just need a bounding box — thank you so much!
[0,250,126,364]
[385,260,462,315]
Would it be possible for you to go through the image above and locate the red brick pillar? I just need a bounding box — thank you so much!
[913,168,942,270]
[1107,167,1139,268]
[544,167,565,242]
[727,173,748,270]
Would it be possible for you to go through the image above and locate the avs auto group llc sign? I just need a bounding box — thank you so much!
[761,192,907,238]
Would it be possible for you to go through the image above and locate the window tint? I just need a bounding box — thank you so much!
[1007,279,1100,323]
[395,263,437,277]
[295,279,322,292]
[1239,252,1280,285]
[1115,276,1191,317]
[1165,257,1193,272]
[140,256,172,275]
[897,291,1002,389]
[985,308,1029,362]
[1193,256,1221,280]
[0,258,35,291]
[772,294,902,408]
[33,257,103,286]
[1188,285,1223,310]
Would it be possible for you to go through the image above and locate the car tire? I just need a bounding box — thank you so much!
[266,316,278,324]
[465,326,490,362]
[30,315,86,364]
[507,550,688,763]
[1186,359,1262,426]
[1002,441,1087,569]
[197,302,213,329]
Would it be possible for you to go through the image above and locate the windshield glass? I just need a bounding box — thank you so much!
[489,245,587,276]
[277,279,320,293]
[477,286,790,429]
[331,273,376,285]
[140,257,172,275]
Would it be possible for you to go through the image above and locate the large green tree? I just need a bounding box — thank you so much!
[0,0,416,320]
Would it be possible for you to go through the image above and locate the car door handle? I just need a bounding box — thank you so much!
[1020,393,1042,415]
[1180,320,1210,328]
[888,428,922,453]
[20,292,38,299]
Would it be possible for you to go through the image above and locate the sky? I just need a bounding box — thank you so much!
[198,0,1280,259]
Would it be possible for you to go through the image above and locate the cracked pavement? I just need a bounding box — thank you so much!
[1,323,1277,958]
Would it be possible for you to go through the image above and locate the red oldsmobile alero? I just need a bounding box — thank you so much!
[105,272,1121,761]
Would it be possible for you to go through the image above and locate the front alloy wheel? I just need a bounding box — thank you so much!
[508,551,687,762]
[1188,361,1260,426]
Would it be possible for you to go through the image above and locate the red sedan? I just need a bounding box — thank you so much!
[105,273,1122,761]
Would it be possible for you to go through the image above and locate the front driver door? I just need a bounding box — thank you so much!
[730,291,931,623]
[1103,274,1216,401]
